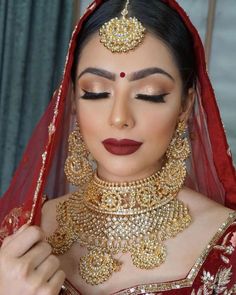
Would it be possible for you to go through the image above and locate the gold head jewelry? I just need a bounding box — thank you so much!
[99,0,146,53]
[49,121,191,285]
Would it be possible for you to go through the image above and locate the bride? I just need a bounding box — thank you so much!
[1,1,236,294]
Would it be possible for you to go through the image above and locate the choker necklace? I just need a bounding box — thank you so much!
[47,171,192,285]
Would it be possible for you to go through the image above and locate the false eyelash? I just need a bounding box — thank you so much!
[80,89,110,99]
[135,93,169,103]
[80,90,169,102]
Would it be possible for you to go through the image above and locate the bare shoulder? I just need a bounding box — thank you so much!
[179,187,235,234]
[40,194,71,236]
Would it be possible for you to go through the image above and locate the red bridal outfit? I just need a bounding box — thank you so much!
[0,0,236,294]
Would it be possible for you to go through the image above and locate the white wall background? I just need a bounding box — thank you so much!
[80,0,236,162]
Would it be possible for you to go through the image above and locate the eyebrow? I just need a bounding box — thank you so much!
[78,67,116,81]
[77,67,174,82]
[129,67,174,82]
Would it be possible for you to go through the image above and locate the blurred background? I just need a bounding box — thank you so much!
[0,0,235,195]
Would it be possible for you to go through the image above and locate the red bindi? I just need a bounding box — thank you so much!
[120,72,126,78]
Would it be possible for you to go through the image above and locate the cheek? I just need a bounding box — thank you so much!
[75,101,102,141]
[141,105,179,149]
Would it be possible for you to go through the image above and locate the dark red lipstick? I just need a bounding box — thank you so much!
[102,138,143,155]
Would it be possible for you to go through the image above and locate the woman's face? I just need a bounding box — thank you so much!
[74,32,193,182]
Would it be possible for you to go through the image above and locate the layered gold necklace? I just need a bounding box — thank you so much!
[47,170,191,285]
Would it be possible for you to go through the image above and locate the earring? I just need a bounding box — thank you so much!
[166,121,190,161]
[158,121,190,196]
[64,125,93,186]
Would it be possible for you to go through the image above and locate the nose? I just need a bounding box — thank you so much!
[109,96,135,129]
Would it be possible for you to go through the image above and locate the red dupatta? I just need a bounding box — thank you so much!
[1,0,236,243]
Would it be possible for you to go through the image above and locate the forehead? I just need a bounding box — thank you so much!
[77,32,180,80]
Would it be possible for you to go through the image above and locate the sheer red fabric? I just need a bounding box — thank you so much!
[0,0,236,244]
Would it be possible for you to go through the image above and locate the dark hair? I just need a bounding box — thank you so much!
[71,0,196,96]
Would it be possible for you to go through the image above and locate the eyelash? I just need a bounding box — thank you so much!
[135,93,168,103]
[81,90,110,99]
[80,90,169,103]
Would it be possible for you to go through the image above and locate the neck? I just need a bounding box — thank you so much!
[96,164,162,183]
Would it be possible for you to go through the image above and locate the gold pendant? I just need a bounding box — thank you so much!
[131,238,167,269]
[99,0,146,53]
[79,250,121,285]
[47,227,75,255]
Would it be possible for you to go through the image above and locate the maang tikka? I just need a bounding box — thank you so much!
[49,120,192,286]
[99,0,146,53]
[64,124,93,186]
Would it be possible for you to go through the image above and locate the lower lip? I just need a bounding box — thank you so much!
[102,143,142,155]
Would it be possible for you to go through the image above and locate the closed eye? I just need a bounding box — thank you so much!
[80,89,110,99]
[135,93,169,103]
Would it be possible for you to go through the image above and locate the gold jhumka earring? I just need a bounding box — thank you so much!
[47,0,192,286]
[64,125,93,186]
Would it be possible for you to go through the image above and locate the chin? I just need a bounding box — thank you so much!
[97,160,157,182]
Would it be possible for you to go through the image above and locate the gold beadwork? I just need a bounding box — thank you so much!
[84,172,174,214]
[131,237,167,269]
[99,0,146,53]
[48,185,191,285]
[79,250,121,285]
[48,121,192,285]
[64,126,93,186]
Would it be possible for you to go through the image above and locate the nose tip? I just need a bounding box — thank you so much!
[110,111,136,129]
[111,118,130,128]
[109,95,135,129]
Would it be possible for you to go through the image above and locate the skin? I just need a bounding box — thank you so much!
[74,33,193,182]
[0,32,233,295]
[0,225,65,295]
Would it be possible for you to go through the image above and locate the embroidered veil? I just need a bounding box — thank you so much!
[0,0,236,242]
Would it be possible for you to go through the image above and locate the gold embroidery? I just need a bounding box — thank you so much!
[48,123,56,135]
[191,266,236,295]
[0,206,30,243]
[29,152,48,223]
[190,224,236,295]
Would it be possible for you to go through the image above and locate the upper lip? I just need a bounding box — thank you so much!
[102,138,143,146]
